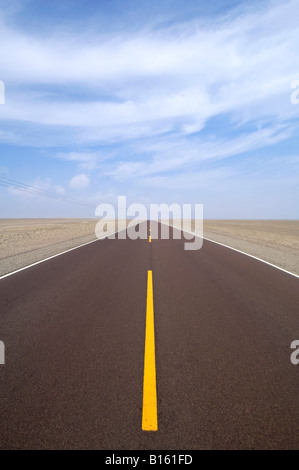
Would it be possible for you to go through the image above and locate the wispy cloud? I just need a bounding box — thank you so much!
[0,0,298,146]
[69,174,90,190]
[0,0,298,217]
[107,124,295,181]
[56,152,105,171]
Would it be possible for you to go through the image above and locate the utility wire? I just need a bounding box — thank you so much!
[0,176,96,208]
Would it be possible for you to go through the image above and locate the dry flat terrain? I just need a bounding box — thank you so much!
[0,219,298,277]
[0,219,112,277]
[203,220,299,276]
[167,219,298,276]
[0,221,298,449]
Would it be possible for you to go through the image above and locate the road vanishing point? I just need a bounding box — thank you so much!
[0,221,298,449]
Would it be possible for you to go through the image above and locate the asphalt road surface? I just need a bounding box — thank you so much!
[0,222,298,449]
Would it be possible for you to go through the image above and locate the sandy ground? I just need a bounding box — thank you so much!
[0,219,298,277]
[0,219,121,277]
[169,219,299,276]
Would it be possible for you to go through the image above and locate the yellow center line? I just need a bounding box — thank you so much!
[149,235,151,243]
[142,270,158,431]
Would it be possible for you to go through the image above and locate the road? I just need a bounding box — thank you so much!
[0,221,298,449]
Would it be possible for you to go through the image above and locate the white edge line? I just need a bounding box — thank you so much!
[0,226,129,281]
[159,221,299,279]
[2,221,298,281]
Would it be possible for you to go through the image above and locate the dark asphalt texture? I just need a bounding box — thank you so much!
[0,222,298,449]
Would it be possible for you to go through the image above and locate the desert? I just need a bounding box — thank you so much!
[0,218,298,277]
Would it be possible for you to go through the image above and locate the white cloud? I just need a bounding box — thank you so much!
[0,0,297,87]
[69,173,90,190]
[0,0,299,218]
[0,0,298,147]
[106,123,294,181]
[56,151,114,170]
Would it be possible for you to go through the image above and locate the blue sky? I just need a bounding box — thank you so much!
[0,0,298,218]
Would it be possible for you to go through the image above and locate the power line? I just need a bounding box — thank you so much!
[0,176,96,208]
[0,176,96,207]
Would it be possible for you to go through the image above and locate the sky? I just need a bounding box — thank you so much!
[0,0,298,218]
